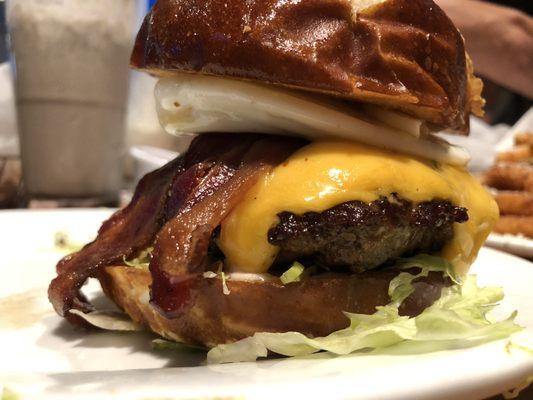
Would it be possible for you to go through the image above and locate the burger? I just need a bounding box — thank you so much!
[48,0,518,363]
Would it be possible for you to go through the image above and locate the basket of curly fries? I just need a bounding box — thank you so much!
[483,132,533,238]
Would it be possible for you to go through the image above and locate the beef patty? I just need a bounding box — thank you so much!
[268,195,468,272]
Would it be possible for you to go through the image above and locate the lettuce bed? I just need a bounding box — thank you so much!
[207,255,522,364]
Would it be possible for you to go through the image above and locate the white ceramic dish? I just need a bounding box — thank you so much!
[495,108,533,154]
[129,145,179,183]
[1,209,532,400]
[486,233,533,259]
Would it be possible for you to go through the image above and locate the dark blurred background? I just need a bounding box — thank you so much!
[0,1,7,63]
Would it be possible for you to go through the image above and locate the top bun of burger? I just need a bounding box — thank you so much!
[131,0,483,132]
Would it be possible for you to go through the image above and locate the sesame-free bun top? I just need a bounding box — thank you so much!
[131,0,483,133]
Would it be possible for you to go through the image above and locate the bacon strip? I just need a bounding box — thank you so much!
[149,138,303,316]
[48,133,304,326]
[49,134,251,325]
[48,156,185,325]
[149,164,270,316]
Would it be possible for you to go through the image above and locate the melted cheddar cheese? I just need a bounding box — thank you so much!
[218,141,498,276]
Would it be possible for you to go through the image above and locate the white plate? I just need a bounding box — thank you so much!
[1,209,532,400]
[495,108,533,154]
[486,233,533,259]
[129,145,179,183]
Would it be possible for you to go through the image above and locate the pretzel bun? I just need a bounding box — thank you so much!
[131,0,481,132]
[98,266,449,347]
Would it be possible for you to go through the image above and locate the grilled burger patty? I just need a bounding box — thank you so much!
[268,196,468,272]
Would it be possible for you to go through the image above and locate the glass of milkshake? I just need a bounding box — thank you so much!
[7,0,136,204]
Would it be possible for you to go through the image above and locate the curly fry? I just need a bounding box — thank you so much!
[493,215,533,238]
[496,145,532,163]
[482,163,533,192]
[494,191,533,216]
[514,132,533,147]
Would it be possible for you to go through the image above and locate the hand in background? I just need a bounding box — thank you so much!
[436,0,533,99]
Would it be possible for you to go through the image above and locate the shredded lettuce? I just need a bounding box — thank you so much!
[221,271,231,295]
[280,262,306,284]
[123,247,153,269]
[396,254,462,284]
[53,231,84,253]
[69,310,143,331]
[506,334,533,355]
[207,255,522,364]
[202,269,231,295]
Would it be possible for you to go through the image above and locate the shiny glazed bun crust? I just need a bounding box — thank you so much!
[131,0,479,132]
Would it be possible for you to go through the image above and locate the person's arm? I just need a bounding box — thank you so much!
[436,0,533,98]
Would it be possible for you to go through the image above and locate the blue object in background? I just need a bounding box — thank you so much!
[148,0,157,9]
[0,1,7,63]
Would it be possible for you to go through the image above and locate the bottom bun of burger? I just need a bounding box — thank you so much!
[98,266,450,348]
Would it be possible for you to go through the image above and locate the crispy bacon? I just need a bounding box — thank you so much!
[48,133,304,326]
[149,164,271,316]
[149,138,303,316]
[49,155,185,325]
